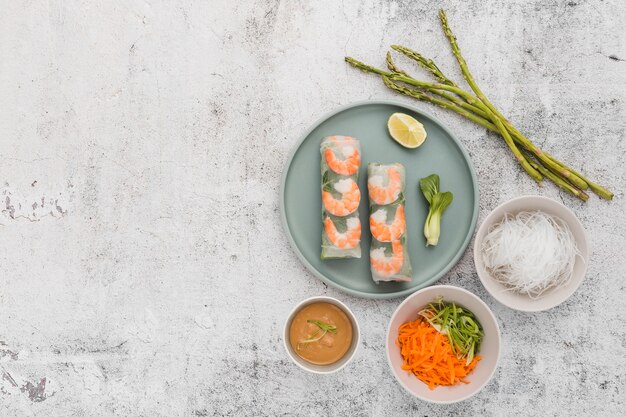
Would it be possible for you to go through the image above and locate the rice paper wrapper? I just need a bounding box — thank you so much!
[320,136,361,259]
[367,163,412,282]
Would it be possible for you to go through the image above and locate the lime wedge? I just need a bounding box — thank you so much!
[387,113,427,149]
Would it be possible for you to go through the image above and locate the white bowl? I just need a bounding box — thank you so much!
[283,296,360,374]
[387,285,501,403]
[473,195,589,312]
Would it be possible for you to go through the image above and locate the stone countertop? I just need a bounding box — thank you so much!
[1,1,624,415]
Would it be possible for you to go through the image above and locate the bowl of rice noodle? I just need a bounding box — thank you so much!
[473,195,588,311]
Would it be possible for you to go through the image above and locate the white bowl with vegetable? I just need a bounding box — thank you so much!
[474,195,589,312]
[386,285,501,403]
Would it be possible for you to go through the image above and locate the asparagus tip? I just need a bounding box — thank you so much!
[345,57,392,77]
[344,56,367,71]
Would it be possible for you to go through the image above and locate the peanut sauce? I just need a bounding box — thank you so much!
[289,302,353,365]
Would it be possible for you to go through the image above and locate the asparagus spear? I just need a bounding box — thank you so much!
[437,10,588,190]
[387,46,589,188]
[393,33,595,193]
[382,61,601,195]
[344,10,614,201]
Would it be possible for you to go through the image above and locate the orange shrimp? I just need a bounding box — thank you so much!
[322,178,361,216]
[368,167,402,205]
[324,216,361,249]
[370,240,404,279]
[324,137,360,176]
[369,205,406,242]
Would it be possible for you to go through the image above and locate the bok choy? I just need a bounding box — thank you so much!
[419,174,453,246]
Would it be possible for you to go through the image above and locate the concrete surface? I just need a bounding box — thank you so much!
[1,0,625,415]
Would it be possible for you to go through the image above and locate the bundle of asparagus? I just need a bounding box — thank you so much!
[345,10,613,202]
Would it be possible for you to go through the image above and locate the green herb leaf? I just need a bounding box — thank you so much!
[322,171,333,193]
[419,174,440,204]
[330,216,348,233]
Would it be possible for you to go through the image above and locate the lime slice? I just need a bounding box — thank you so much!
[387,113,427,149]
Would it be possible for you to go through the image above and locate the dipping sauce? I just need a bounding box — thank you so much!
[289,302,353,365]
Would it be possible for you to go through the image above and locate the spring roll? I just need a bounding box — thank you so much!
[367,163,412,282]
[320,136,362,259]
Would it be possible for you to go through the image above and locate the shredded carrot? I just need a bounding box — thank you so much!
[396,318,481,390]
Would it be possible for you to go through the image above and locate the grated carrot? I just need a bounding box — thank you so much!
[396,318,481,390]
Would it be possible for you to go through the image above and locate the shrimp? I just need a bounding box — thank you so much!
[370,240,404,279]
[324,136,360,176]
[368,167,402,205]
[322,178,361,216]
[324,216,361,249]
[369,205,406,242]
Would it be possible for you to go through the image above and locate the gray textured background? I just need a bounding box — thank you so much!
[1,1,625,416]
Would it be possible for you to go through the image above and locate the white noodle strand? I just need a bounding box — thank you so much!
[481,211,580,298]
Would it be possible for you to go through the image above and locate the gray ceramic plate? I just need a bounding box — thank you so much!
[281,100,478,299]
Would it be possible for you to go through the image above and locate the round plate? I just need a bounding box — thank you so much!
[281,100,478,299]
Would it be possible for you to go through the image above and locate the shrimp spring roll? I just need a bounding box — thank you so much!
[367,163,412,282]
[320,136,362,259]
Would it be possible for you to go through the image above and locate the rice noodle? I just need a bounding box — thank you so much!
[481,211,580,298]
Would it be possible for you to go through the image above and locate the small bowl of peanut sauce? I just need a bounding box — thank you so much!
[283,296,360,374]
